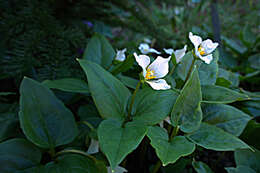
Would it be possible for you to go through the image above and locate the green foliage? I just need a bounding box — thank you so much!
[19,77,78,148]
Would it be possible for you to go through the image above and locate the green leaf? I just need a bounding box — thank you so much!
[192,161,214,173]
[0,112,19,142]
[19,77,78,148]
[201,85,249,104]
[42,78,89,94]
[240,24,256,47]
[187,123,251,151]
[202,103,251,136]
[225,166,256,173]
[98,119,147,169]
[222,36,247,55]
[0,138,41,173]
[176,51,193,81]
[117,75,139,90]
[21,154,103,173]
[171,67,202,133]
[217,68,239,87]
[248,53,260,70]
[240,120,260,150]
[235,148,260,173]
[132,88,178,125]
[147,126,195,166]
[197,50,219,85]
[78,60,131,120]
[83,33,115,69]
[111,54,135,75]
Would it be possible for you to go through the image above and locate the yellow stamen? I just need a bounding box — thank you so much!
[145,68,156,80]
[198,46,206,55]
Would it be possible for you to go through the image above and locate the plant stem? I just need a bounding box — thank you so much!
[126,81,141,121]
[184,56,196,83]
[169,125,179,142]
[168,65,176,77]
[151,160,162,173]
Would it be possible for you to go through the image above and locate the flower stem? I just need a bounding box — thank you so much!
[184,56,196,83]
[126,81,141,122]
[169,125,179,142]
[151,160,162,173]
[168,64,176,77]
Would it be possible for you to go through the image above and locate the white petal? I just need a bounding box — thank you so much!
[146,79,171,90]
[149,48,161,54]
[201,39,219,54]
[189,32,202,49]
[199,54,213,64]
[115,48,127,61]
[163,48,174,55]
[134,53,150,77]
[147,56,171,79]
[107,166,128,173]
[164,116,171,124]
[138,43,150,54]
[174,45,187,63]
[144,38,152,44]
[86,139,99,154]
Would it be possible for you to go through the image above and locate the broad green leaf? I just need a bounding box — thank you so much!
[20,154,103,173]
[117,75,139,90]
[202,103,251,136]
[78,60,131,120]
[111,54,135,75]
[225,166,256,173]
[19,77,78,148]
[78,104,102,128]
[98,119,147,170]
[187,123,251,151]
[176,50,218,85]
[240,24,256,47]
[176,51,193,80]
[235,148,260,173]
[222,36,247,55]
[83,33,115,69]
[217,68,239,87]
[42,78,89,94]
[197,50,219,85]
[171,67,202,133]
[45,154,101,173]
[201,85,249,104]
[132,88,178,125]
[240,120,260,150]
[0,138,41,173]
[192,161,214,173]
[0,112,19,142]
[147,126,195,166]
[248,53,260,70]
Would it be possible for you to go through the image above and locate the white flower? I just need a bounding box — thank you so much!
[134,53,171,90]
[138,43,161,54]
[163,45,187,63]
[189,32,219,64]
[143,38,152,44]
[86,139,99,154]
[107,166,128,173]
[115,48,127,62]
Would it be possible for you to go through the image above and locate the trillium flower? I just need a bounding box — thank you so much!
[138,43,161,54]
[115,48,127,62]
[189,32,219,64]
[163,45,187,63]
[134,53,171,90]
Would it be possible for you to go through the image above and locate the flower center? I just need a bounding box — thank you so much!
[145,68,156,80]
[198,46,206,55]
